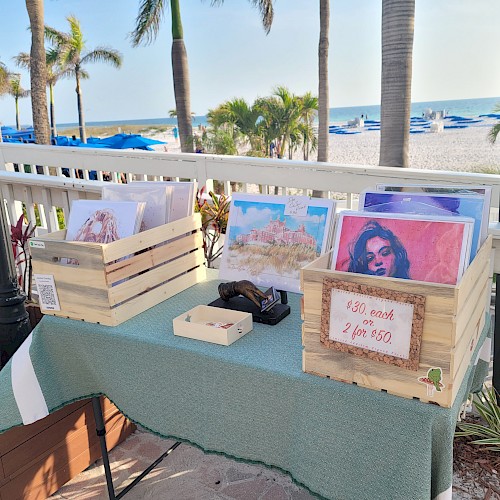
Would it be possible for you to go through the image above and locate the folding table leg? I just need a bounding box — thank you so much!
[91,396,181,499]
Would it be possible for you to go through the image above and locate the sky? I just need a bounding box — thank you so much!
[0,0,498,127]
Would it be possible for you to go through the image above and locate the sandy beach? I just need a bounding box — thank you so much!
[151,117,499,173]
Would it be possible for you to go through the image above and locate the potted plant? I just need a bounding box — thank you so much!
[196,188,230,268]
[10,214,43,328]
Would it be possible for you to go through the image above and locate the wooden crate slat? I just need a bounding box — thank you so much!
[450,313,487,405]
[454,272,490,344]
[105,231,203,284]
[112,266,206,325]
[108,249,205,305]
[451,287,490,378]
[455,236,492,311]
[32,260,107,289]
[101,214,202,263]
[302,278,457,317]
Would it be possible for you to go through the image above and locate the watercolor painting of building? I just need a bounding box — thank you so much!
[236,217,316,247]
[219,194,336,293]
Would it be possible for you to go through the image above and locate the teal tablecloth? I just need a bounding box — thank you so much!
[0,275,491,500]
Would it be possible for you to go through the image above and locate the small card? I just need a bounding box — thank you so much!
[284,196,308,216]
[34,274,61,311]
[260,287,280,312]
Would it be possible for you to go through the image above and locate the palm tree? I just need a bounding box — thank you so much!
[0,61,9,143]
[379,0,415,167]
[312,0,329,199]
[8,74,30,131]
[131,0,274,154]
[45,16,122,143]
[298,92,318,161]
[488,104,500,144]
[14,48,65,138]
[25,0,51,144]
[317,0,329,163]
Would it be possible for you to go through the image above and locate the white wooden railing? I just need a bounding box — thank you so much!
[1,142,500,271]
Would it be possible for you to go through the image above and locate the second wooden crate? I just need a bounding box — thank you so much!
[29,214,206,326]
[300,236,492,408]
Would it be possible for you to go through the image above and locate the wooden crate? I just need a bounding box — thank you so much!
[29,214,206,326]
[300,236,493,407]
[0,397,135,500]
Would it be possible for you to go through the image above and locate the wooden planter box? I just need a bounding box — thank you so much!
[0,397,135,500]
[300,236,493,408]
[29,214,206,326]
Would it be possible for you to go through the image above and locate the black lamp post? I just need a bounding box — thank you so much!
[0,199,31,369]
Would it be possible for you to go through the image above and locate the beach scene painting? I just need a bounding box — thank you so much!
[219,194,335,293]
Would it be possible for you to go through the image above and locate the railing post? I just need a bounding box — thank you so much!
[494,276,499,392]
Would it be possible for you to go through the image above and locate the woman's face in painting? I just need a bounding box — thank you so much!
[365,236,396,277]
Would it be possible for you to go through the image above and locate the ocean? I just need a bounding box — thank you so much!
[58,96,499,131]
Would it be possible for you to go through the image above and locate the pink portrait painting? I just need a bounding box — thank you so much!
[333,214,469,285]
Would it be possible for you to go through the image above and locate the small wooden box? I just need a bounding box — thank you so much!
[29,214,206,326]
[300,236,493,407]
[173,305,253,345]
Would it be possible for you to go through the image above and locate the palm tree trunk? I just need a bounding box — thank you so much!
[49,83,57,137]
[379,0,415,167]
[75,70,86,143]
[15,98,20,130]
[25,0,50,145]
[314,0,329,198]
[171,0,193,153]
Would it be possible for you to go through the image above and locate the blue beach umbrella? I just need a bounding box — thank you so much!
[98,133,166,150]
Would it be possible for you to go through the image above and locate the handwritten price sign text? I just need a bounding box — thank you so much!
[329,289,414,359]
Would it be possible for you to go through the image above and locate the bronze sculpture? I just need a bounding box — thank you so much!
[218,280,268,309]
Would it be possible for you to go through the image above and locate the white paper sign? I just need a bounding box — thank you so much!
[284,196,308,216]
[329,289,414,359]
[34,274,61,311]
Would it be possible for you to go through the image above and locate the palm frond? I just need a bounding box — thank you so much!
[488,123,500,144]
[13,52,31,70]
[45,25,70,47]
[130,0,166,47]
[210,0,274,34]
[81,47,122,68]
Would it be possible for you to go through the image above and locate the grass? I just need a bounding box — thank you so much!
[470,165,500,175]
[58,124,174,139]
[229,243,318,275]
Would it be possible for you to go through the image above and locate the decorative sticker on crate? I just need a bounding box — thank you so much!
[320,278,425,371]
[417,367,445,396]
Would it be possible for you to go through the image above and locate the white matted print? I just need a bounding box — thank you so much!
[66,200,145,243]
[219,194,336,293]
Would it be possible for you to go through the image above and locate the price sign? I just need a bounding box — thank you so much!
[329,289,414,359]
[320,278,425,371]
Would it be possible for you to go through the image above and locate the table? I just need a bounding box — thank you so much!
[0,275,491,500]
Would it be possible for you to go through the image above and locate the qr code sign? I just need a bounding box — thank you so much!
[39,284,57,308]
[34,274,61,311]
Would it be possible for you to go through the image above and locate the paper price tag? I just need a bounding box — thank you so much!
[284,196,308,217]
[329,289,414,359]
[34,274,61,311]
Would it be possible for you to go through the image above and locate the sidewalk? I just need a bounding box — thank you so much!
[49,428,316,499]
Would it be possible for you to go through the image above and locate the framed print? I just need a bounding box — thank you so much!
[360,189,486,262]
[331,211,474,285]
[375,183,491,246]
[219,194,336,293]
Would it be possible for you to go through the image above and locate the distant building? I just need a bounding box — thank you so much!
[236,217,315,247]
